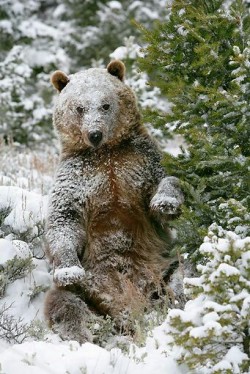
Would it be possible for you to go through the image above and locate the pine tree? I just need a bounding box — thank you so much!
[139,0,250,260]
[0,0,66,145]
[166,223,250,373]
[0,46,31,143]
[59,0,168,70]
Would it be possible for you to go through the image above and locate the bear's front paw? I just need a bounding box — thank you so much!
[53,266,85,286]
[150,176,184,219]
[150,195,181,216]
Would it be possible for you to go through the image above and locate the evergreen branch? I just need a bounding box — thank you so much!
[243,327,250,357]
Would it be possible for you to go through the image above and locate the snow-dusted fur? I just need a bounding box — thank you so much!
[45,60,184,343]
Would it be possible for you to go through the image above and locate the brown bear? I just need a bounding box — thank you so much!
[44,60,184,343]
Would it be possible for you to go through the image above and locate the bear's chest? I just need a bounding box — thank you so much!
[82,152,149,208]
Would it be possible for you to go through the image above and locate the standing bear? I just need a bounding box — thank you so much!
[45,60,184,343]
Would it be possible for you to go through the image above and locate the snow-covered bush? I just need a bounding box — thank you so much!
[0,237,51,344]
[0,0,67,145]
[58,0,169,70]
[0,145,54,344]
[0,145,52,255]
[0,237,50,344]
[0,186,47,241]
[166,224,250,373]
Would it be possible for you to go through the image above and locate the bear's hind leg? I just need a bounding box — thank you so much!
[44,287,93,343]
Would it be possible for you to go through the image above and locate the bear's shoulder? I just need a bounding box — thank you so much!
[131,130,162,163]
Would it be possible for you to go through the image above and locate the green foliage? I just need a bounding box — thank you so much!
[87,314,116,346]
[139,0,250,259]
[27,284,50,302]
[166,224,250,373]
[211,198,250,236]
[0,255,35,297]
[27,319,48,341]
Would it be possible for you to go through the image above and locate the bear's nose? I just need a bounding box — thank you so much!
[88,131,103,147]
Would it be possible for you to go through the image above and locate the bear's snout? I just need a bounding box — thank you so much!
[88,130,103,147]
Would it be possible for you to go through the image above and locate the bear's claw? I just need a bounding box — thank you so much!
[150,195,181,215]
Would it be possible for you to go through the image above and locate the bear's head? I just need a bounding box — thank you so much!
[51,60,141,152]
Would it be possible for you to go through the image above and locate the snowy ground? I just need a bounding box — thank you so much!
[0,142,188,374]
[0,325,185,374]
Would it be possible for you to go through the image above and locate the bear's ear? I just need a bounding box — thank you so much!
[50,70,69,92]
[107,60,125,82]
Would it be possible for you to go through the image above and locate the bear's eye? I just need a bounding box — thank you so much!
[102,104,110,111]
[76,106,84,115]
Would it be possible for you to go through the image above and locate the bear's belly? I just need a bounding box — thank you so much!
[86,197,146,254]
[84,160,149,236]
[84,178,145,255]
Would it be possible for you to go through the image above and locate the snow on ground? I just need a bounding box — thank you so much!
[0,325,185,374]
